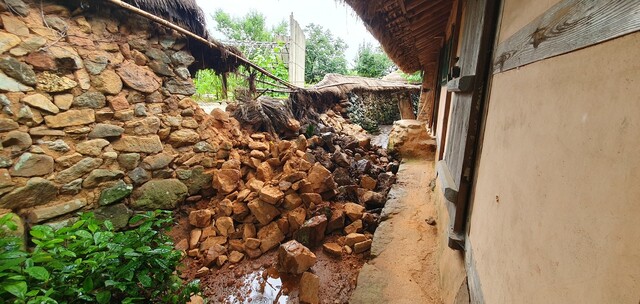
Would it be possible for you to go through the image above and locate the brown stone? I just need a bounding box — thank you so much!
[286,207,307,232]
[345,233,367,247]
[53,94,73,110]
[168,129,199,147]
[22,94,59,114]
[36,72,77,93]
[306,163,334,193]
[256,162,273,181]
[283,193,303,210]
[299,272,320,304]
[215,216,234,237]
[354,239,372,253]
[360,175,377,190]
[259,185,284,205]
[257,222,285,253]
[10,153,54,177]
[323,242,343,257]
[108,95,130,111]
[26,199,87,223]
[247,199,280,226]
[327,209,345,233]
[244,238,261,250]
[189,209,212,228]
[112,135,163,153]
[228,251,244,264]
[203,244,226,267]
[344,202,365,221]
[293,215,328,248]
[189,229,202,249]
[44,109,95,128]
[116,61,161,93]
[91,70,123,95]
[213,169,240,194]
[277,240,317,274]
[344,219,363,234]
[76,139,109,156]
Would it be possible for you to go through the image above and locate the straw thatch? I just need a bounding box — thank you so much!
[121,0,207,37]
[310,73,420,100]
[342,0,454,73]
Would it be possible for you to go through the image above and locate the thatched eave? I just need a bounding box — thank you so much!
[343,0,454,73]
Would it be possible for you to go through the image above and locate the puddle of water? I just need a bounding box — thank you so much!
[227,267,299,304]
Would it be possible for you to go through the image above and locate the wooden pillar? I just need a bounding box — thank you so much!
[417,62,438,125]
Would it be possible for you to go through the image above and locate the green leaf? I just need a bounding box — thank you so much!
[137,273,152,287]
[88,223,99,233]
[25,266,50,281]
[83,277,94,292]
[3,281,27,299]
[29,229,46,239]
[75,230,92,239]
[96,291,111,304]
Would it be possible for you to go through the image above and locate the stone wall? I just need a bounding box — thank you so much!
[0,0,232,230]
[336,90,418,133]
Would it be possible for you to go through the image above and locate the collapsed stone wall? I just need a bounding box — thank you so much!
[0,0,232,230]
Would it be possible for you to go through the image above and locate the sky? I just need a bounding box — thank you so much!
[194,0,379,66]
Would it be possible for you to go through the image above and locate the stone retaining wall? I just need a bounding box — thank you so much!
[0,0,232,230]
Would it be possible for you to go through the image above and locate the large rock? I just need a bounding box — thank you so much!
[306,163,335,193]
[293,215,328,248]
[277,240,317,274]
[44,109,95,128]
[141,153,175,170]
[168,129,199,147]
[188,209,212,228]
[98,180,133,206]
[344,202,365,221]
[55,157,103,184]
[388,119,436,159]
[82,169,124,188]
[131,179,188,210]
[36,72,77,92]
[0,118,19,131]
[22,94,59,114]
[91,70,122,95]
[247,199,280,225]
[299,272,320,304]
[259,185,284,205]
[95,203,132,230]
[112,135,163,153]
[88,124,124,138]
[164,78,195,95]
[212,169,240,194]
[0,33,21,54]
[0,177,57,210]
[257,221,285,253]
[26,199,87,223]
[76,139,109,156]
[0,57,36,86]
[116,61,162,93]
[9,153,54,177]
[2,131,31,151]
[0,70,32,92]
[123,116,161,135]
[73,91,106,109]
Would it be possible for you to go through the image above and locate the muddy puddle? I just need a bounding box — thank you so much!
[227,267,299,304]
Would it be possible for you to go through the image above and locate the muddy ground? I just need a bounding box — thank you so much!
[169,209,365,304]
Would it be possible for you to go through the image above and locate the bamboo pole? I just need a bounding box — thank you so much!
[105,0,298,90]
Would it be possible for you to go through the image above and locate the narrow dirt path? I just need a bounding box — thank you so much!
[350,160,442,304]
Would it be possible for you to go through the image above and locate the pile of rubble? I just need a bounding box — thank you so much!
[177,109,399,274]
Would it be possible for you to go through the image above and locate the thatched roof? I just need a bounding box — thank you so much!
[122,0,207,37]
[343,0,454,73]
[313,74,420,96]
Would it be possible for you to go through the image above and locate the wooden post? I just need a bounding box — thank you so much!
[417,62,438,125]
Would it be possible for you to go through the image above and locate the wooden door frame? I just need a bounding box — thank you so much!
[439,0,501,250]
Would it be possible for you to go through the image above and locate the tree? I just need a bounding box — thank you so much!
[209,10,289,92]
[354,42,394,78]
[304,23,348,84]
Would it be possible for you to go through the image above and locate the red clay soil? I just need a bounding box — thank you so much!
[168,206,365,304]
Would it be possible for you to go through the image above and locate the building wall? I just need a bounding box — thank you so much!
[468,13,640,304]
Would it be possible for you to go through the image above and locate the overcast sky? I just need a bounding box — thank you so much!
[194,0,379,66]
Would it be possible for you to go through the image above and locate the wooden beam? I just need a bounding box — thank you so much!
[493,0,640,73]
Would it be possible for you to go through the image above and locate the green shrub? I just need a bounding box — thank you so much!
[0,211,199,304]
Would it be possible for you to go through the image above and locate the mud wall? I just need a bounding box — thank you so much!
[0,0,233,230]
[467,6,640,304]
